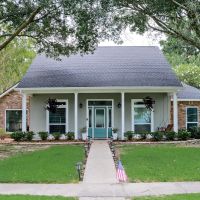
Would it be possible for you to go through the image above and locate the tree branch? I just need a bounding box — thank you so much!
[0,7,41,51]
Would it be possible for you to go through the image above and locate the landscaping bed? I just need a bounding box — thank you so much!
[118,144,200,182]
[133,193,200,200]
[0,145,84,183]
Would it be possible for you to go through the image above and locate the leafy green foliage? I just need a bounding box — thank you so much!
[66,132,75,140]
[161,35,200,88]
[52,132,61,140]
[0,145,84,183]
[10,131,24,142]
[38,132,48,141]
[0,39,35,93]
[0,0,121,57]
[120,145,200,182]
[164,131,176,141]
[24,132,34,141]
[125,131,133,141]
[150,131,163,141]
[189,127,200,139]
[177,129,191,140]
[173,64,200,88]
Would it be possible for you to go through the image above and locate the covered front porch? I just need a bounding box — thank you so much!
[19,87,179,140]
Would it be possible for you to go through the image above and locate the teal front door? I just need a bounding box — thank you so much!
[94,107,107,138]
[88,104,112,139]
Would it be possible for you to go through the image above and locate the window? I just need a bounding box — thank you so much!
[186,107,198,130]
[95,108,105,128]
[108,107,112,128]
[132,100,153,132]
[48,100,67,133]
[6,110,23,132]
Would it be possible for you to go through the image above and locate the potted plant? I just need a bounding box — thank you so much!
[112,128,118,140]
[80,127,87,140]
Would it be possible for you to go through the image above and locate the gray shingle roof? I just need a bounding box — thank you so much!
[17,46,181,88]
[177,83,200,100]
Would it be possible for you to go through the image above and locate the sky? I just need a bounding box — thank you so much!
[99,29,165,48]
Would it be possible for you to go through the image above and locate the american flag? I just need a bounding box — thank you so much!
[116,160,127,182]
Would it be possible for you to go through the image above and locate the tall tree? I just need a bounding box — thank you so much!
[0,0,121,58]
[1,0,200,57]
[0,39,35,93]
[160,35,200,88]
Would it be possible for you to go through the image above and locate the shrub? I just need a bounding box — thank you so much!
[11,131,24,142]
[0,128,9,140]
[125,131,133,140]
[52,132,61,140]
[66,132,75,140]
[189,127,200,139]
[151,131,163,141]
[38,132,48,140]
[177,129,191,140]
[165,131,176,141]
[138,131,148,140]
[24,131,34,141]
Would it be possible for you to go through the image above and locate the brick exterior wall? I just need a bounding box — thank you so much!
[0,90,30,131]
[171,101,200,129]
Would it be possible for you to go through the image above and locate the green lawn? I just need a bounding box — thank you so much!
[0,195,76,200]
[133,193,200,200]
[0,145,84,183]
[119,144,200,182]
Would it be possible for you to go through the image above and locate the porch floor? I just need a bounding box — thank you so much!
[83,140,118,184]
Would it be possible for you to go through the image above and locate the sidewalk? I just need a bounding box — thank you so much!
[1,182,200,197]
[83,140,117,184]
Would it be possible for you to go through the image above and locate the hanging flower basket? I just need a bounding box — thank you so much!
[46,98,58,113]
[143,96,155,111]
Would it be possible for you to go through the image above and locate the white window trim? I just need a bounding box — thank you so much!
[131,99,154,132]
[186,106,199,129]
[86,99,114,139]
[46,99,68,133]
[5,109,28,132]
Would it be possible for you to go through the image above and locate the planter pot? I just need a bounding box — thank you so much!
[60,134,66,140]
[47,134,54,140]
[133,134,141,139]
[82,132,87,140]
[112,133,118,140]
[146,134,153,139]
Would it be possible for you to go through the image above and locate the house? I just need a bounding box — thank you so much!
[0,83,30,132]
[13,46,182,139]
[171,83,200,130]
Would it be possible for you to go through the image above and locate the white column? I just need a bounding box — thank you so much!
[22,93,27,132]
[173,92,178,132]
[74,92,78,140]
[121,92,125,140]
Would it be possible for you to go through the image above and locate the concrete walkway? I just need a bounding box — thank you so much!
[1,182,200,198]
[83,140,117,184]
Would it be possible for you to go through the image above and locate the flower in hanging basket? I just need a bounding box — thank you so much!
[143,96,155,111]
[46,98,58,113]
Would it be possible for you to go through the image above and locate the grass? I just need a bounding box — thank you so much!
[119,144,200,182]
[0,145,84,183]
[0,195,76,200]
[133,193,200,200]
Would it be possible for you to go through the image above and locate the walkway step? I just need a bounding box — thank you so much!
[83,140,117,183]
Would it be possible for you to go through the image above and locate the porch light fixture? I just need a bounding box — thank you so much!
[143,96,155,111]
[117,102,121,108]
[79,103,83,108]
